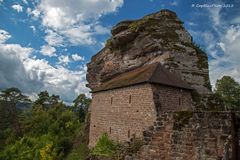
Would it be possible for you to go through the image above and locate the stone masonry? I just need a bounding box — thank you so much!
[89,83,192,147]
[126,111,239,160]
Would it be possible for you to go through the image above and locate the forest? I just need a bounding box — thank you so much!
[0,89,91,160]
[0,75,240,160]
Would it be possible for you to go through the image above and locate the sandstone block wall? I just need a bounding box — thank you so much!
[89,84,193,147]
[89,84,157,147]
[129,112,239,160]
[151,84,192,112]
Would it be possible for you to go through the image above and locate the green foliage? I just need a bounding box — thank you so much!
[114,138,143,159]
[34,91,60,107]
[105,39,113,47]
[66,143,89,160]
[0,135,57,160]
[215,76,240,110]
[173,111,193,130]
[0,88,30,103]
[91,133,118,157]
[0,88,31,137]
[73,94,91,122]
[0,88,91,160]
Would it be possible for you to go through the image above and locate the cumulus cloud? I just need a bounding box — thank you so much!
[210,25,240,83]
[170,0,178,6]
[30,25,36,33]
[0,36,89,102]
[58,55,70,66]
[26,7,41,18]
[12,4,23,13]
[63,26,95,45]
[29,0,123,46]
[0,29,11,43]
[203,6,240,87]
[0,44,42,93]
[22,0,28,5]
[44,29,64,46]
[40,45,56,57]
[72,54,84,61]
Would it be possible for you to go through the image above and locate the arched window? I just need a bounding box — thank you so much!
[109,127,112,134]
[128,130,130,138]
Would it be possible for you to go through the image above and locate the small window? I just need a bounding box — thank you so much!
[109,127,112,134]
[111,97,113,105]
[128,130,130,138]
[129,95,132,104]
[179,97,181,106]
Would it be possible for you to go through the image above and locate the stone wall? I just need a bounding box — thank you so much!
[89,84,192,147]
[128,111,239,160]
[89,84,157,147]
[151,84,192,112]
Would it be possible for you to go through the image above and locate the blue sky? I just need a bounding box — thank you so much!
[0,0,239,103]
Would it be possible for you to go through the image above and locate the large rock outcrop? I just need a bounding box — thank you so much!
[86,9,212,95]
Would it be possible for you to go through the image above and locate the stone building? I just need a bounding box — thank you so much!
[89,63,193,147]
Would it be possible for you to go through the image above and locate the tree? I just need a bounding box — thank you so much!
[0,88,31,137]
[34,91,60,107]
[34,91,50,106]
[73,94,91,122]
[215,76,240,110]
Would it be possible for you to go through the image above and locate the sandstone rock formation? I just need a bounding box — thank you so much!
[86,9,212,95]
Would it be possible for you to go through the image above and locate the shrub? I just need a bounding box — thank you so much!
[91,133,118,157]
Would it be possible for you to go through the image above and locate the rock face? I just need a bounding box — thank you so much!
[86,9,211,95]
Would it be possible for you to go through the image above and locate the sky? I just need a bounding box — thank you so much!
[0,0,240,103]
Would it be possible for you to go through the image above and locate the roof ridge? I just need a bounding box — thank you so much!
[149,63,161,81]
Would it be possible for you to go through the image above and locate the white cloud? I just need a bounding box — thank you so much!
[0,29,11,43]
[94,25,110,34]
[205,8,240,86]
[26,7,31,14]
[27,7,41,18]
[63,26,95,45]
[72,54,84,61]
[191,5,240,87]
[30,25,36,33]
[232,16,240,24]
[208,5,222,27]
[30,0,123,46]
[22,0,28,4]
[187,22,197,26]
[40,45,56,57]
[0,42,89,102]
[12,4,23,13]
[170,0,178,6]
[44,29,64,46]
[58,55,70,66]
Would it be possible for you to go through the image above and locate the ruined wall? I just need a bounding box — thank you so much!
[128,112,237,160]
[89,84,157,147]
[151,84,192,112]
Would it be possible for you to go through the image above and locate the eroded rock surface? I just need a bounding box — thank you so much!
[86,9,211,95]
